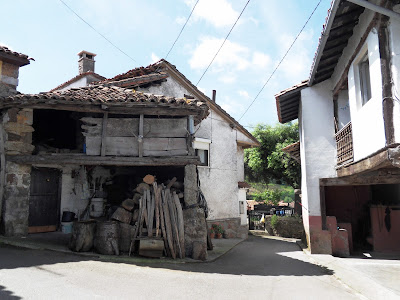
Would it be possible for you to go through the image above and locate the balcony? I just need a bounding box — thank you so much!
[335,122,353,166]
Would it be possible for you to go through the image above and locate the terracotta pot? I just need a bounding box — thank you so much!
[216,233,222,239]
[210,232,215,239]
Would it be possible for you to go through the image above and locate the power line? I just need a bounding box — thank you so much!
[59,0,137,64]
[195,0,250,86]
[237,0,322,122]
[165,0,200,60]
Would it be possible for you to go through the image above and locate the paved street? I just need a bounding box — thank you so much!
[0,235,360,300]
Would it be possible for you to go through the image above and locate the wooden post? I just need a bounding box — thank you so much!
[100,112,108,156]
[138,114,144,157]
[187,116,195,156]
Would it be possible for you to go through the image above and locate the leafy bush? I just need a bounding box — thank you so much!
[270,215,278,228]
[252,189,282,205]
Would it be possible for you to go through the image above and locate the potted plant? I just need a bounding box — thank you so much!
[211,224,223,239]
[210,227,215,239]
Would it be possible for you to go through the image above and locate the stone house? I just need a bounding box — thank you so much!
[0,47,258,259]
[275,0,400,256]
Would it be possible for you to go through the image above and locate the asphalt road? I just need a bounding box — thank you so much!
[0,235,361,300]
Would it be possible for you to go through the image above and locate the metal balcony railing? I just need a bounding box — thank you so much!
[335,122,353,166]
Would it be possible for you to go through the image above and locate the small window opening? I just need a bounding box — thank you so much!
[358,52,372,106]
[195,149,209,166]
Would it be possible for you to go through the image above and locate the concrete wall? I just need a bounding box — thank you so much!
[299,80,337,253]
[59,77,87,91]
[348,30,385,161]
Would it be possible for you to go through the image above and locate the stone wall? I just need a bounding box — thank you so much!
[207,217,248,239]
[0,108,33,236]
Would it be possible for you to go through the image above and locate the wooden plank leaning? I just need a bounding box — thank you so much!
[162,189,176,259]
[173,191,185,258]
[166,189,182,259]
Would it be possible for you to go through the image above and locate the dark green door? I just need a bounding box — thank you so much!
[28,168,61,233]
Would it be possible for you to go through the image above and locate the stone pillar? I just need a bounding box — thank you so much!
[0,108,33,236]
[184,164,198,207]
[183,164,207,260]
[183,207,207,260]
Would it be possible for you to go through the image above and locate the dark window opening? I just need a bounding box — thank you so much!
[358,52,372,106]
[195,149,209,166]
[33,109,80,153]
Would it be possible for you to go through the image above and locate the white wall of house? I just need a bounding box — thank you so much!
[348,31,385,161]
[138,77,252,221]
[299,80,337,233]
[330,8,385,161]
[59,77,87,91]
[389,19,400,144]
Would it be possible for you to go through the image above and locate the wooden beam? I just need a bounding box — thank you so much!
[100,112,108,156]
[321,168,400,186]
[139,114,144,158]
[6,154,201,167]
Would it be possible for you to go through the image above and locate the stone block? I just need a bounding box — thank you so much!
[192,241,207,261]
[309,230,332,254]
[2,62,19,78]
[6,174,18,185]
[7,132,22,142]
[183,207,207,259]
[4,122,34,135]
[184,164,198,207]
[6,162,31,174]
[17,109,33,125]
[22,173,31,186]
[5,141,35,154]
[6,108,19,123]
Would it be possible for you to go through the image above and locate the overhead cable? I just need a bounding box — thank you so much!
[237,0,322,122]
[165,0,200,60]
[195,0,251,86]
[59,0,137,63]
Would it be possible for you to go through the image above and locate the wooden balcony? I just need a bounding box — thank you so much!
[335,122,353,166]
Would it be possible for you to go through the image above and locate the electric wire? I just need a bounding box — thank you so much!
[165,0,200,60]
[59,0,137,63]
[195,0,251,86]
[237,0,322,122]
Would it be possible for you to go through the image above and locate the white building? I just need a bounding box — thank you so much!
[276,0,400,255]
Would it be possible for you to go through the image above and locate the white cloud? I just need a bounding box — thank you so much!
[219,74,236,84]
[184,0,238,28]
[150,52,160,63]
[252,51,271,69]
[175,16,186,25]
[189,36,250,71]
[219,96,245,116]
[238,90,250,99]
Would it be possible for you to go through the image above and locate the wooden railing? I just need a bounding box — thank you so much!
[335,122,353,166]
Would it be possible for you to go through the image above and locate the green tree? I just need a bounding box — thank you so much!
[245,122,300,188]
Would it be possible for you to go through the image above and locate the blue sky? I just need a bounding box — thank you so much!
[1,0,331,129]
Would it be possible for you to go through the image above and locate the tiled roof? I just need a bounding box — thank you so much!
[103,61,163,82]
[100,72,168,88]
[0,45,31,66]
[0,45,29,60]
[50,71,106,92]
[275,80,308,124]
[0,85,209,120]
[282,141,300,163]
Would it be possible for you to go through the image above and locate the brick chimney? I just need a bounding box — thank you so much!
[78,51,96,74]
[0,46,30,96]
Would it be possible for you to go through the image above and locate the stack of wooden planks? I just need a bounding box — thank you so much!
[131,179,185,259]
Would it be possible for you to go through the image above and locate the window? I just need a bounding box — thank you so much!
[193,137,211,167]
[358,52,372,106]
[195,149,209,166]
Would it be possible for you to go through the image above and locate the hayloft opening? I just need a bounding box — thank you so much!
[32,109,81,153]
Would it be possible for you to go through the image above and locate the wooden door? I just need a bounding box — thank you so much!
[28,168,61,233]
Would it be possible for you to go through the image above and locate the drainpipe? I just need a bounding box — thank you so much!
[347,0,400,21]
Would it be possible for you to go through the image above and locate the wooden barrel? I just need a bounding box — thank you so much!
[119,223,134,253]
[94,221,120,255]
[69,220,96,252]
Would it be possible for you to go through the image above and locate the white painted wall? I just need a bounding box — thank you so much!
[138,78,248,221]
[299,80,337,225]
[59,77,87,91]
[389,19,400,144]
[348,31,385,161]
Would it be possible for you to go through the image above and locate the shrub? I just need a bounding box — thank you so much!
[270,215,278,228]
